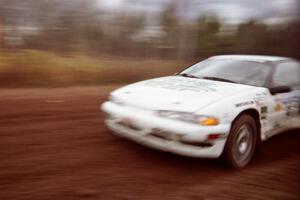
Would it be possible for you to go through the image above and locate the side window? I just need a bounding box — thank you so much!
[272,62,300,88]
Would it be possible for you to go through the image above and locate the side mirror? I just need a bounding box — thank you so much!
[269,86,291,95]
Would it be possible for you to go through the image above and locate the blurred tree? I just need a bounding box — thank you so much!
[24,0,102,53]
[285,22,300,59]
[194,16,221,58]
[235,20,268,54]
[160,2,180,57]
[0,0,299,60]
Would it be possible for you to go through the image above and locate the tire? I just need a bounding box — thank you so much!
[223,114,257,169]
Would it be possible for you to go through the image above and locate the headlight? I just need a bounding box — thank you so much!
[109,95,123,105]
[158,110,219,126]
[108,95,115,102]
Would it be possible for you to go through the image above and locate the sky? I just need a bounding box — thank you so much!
[97,0,300,24]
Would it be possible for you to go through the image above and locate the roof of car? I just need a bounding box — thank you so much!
[210,55,290,63]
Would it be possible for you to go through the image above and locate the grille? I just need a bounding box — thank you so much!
[117,121,142,131]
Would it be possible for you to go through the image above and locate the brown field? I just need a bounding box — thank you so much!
[0,85,299,200]
[0,50,188,87]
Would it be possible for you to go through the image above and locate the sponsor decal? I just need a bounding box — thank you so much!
[253,92,267,107]
[286,102,299,116]
[255,92,267,98]
[274,103,283,112]
[275,91,300,116]
[260,106,268,120]
[235,101,254,107]
[144,77,217,92]
[261,106,268,114]
[254,100,264,107]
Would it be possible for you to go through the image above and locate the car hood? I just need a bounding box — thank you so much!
[111,76,257,112]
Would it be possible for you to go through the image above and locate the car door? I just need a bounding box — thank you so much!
[271,61,300,128]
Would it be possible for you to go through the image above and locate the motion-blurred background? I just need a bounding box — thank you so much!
[1,2,300,199]
[0,0,300,87]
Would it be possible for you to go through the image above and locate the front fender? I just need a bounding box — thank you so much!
[195,87,269,136]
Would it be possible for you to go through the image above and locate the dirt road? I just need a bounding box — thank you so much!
[0,86,299,200]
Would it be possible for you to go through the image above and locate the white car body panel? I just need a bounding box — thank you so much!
[211,55,287,62]
[101,56,300,158]
[110,76,257,112]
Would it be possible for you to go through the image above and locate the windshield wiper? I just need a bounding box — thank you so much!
[202,76,236,83]
[179,73,199,79]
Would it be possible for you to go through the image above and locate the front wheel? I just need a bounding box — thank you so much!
[223,114,257,169]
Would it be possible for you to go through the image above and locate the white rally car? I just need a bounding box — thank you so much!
[101,55,300,168]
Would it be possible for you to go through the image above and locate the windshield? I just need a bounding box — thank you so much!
[180,59,271,87]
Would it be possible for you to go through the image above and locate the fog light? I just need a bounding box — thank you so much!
[207,134,222,140]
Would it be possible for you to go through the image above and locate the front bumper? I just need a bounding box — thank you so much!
[101,101,231,158]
